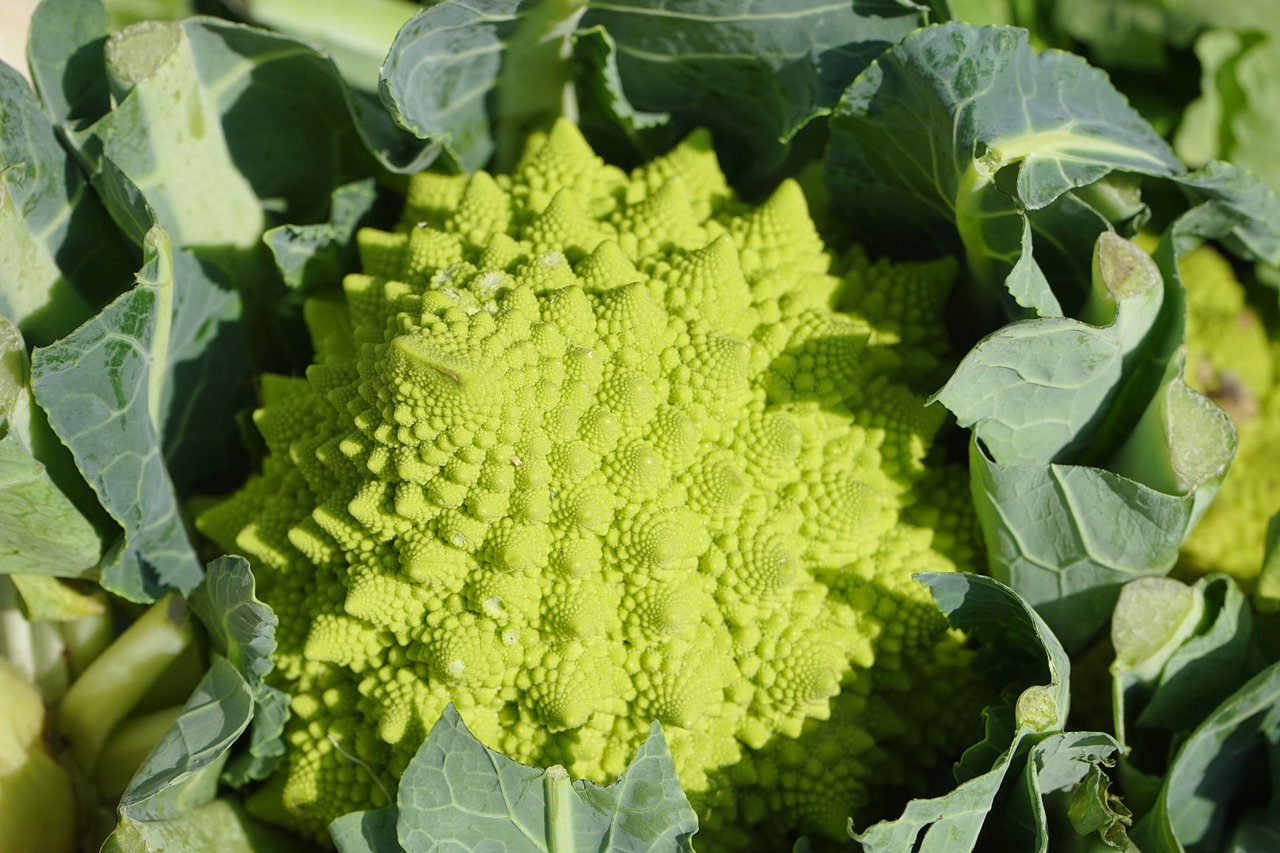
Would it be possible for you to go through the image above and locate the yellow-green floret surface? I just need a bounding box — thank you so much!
[1178,244,1280,582]
[199,121,981,848]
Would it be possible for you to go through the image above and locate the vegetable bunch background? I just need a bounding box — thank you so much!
[1,1,1279,852]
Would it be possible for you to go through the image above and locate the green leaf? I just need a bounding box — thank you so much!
[116,656,252,821]
[8,574,105,621]
[922,571,1070,724]
[0,429,102,578]
[572,0,924,186]
[1066,752,1134,848]
[1227,808,1280,853]
[79,23,255,249]
[186,556,290,787]
[188,555,278,690]
[569,25,669,159]
[0,313,23,418]
[570,721,700,851]
[330,807,401,853]
[934,232,1164,465]
[968,438,1199,654]
[67,17,393,237]
[1254,514,1280,612]
[239,0,421,93]
[156,249,254,493]
[26,0,113,126]
[263,178,379,297]
[103,797,309,853]
[0,60,134,347]
[1167,161,1280,265]
[329,704,698,851]
[855,574,1125,852]
[29,224,201,602]
[381,0,590,173]
[825,22,1181,316]
[989,732,1129,852]
[1132,662,1280,853]
[1110,574,1270,820]
[58,14,427,381]
[221,683,289,787]
[1175,18,1280,197]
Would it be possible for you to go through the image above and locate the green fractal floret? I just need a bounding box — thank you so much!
[1177,244,1280,582]
[199,120,981,848]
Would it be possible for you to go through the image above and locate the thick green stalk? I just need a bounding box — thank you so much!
[93,705,186,801]
[0,577,68,698]
[242,0,421,89]
[494,0,590,172]
[58,594,194,773]
[544,764,575,853]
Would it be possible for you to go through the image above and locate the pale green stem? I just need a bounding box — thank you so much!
[59,594,193,773]
[544,764,575,853]
[141,226,173,437]
[94,705,185,802]
[494,0,589,172]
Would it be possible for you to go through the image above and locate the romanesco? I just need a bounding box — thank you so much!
[199,120,982,848]
[1178,244,1280,582]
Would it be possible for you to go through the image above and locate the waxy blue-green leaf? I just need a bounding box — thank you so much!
[186,556,290,787]
[1114,576,1265,738]
[968,438,1198,654]
[1108,575,1270,824]
[264,178,379,298]
[188,556,278,690]
[855,574,1126,852]
[960,343,1236,654]
[986,732,1128,852]
[0,434,101,577]
[1132,662,1280,853]
[1167,161,1280,264]
[381,0,589,173]
[221,682,290,787]
[237,0,420,93]
[0,316,101,579]
[56,12,431,383]
[572,0,925,186]
[934,163,1257,648]
[26,0,113,127]
[570,25,669,160]
[105,691,305,853]
[934,232,1164,465]
[98,557,290,844]
[0,59,133,347]
[103,799,309,853]
[116,657,253,822]
[330,704,697,852]
[922,572,1070,724]
[825,22,1181,317]
[29,224,201,602]
[156,249,254,493]
[331,808,402,853]
[380,0,923,180]
[67,14,428,220]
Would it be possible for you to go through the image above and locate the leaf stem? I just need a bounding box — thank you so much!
[58,593,194,773]
[544,764,575,853]
[140,226,172,438]
[93,704,186,802]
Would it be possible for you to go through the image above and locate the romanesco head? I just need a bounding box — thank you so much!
[200,120,979,848]
[1178,244,1280,582]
